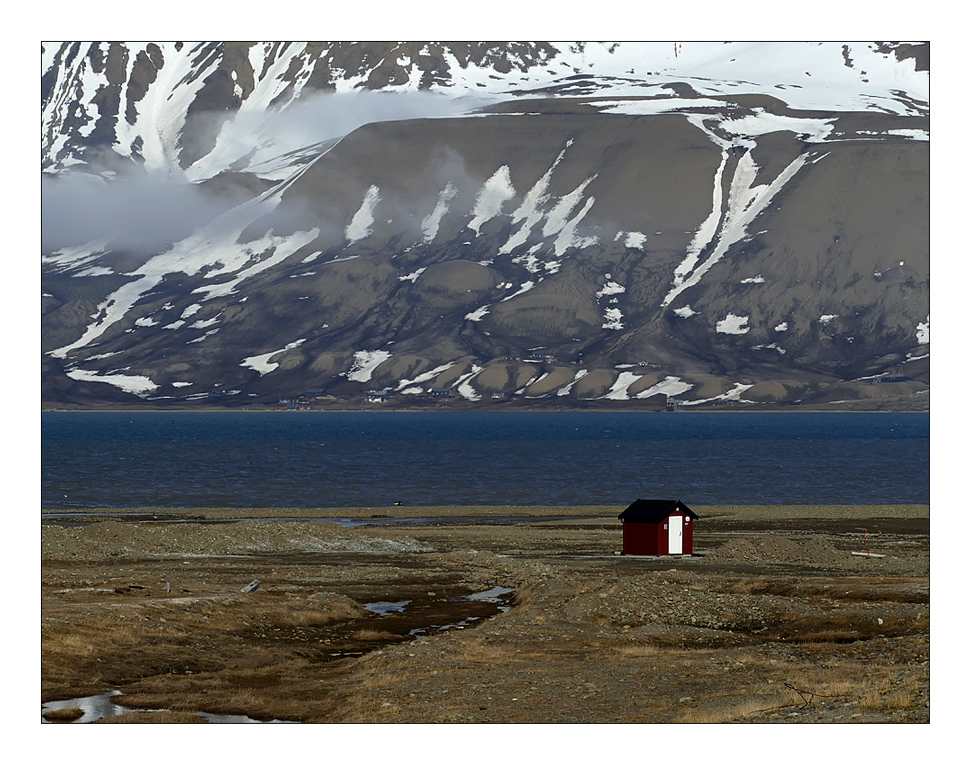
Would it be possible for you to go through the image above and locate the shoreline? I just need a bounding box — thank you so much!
[40,503,930,522]
[41,405,930,414]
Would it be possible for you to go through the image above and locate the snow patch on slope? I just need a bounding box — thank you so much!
[664,148,808,308]
[422,183,457,242]
[347,350,392,382]
[468,166,515,235]
[602,308,624,330]
[49,181,318,359]
[916,317,929,344]
[716,314,750,334]
[395,362,456,391]
[601,371,643,400]
[501,281,535,302]
[499,143,571,254]
[557,369,588,396]
[596,280,625,299]
[455,366,484,400]
[241,339,307,376]
[683,382,754,406]
[65,367,159,396]
[634,376,693,399]
[346,186,381,243]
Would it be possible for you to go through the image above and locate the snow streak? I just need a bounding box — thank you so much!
[346,186,381,243]
[664,145,808,308]
[241,339,307,376]
[468,167,515,235]
[347,350,392,382]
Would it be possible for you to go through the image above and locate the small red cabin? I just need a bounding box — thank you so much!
[619,499,698,556]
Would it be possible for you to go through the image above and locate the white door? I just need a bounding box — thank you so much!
[668,515,683,554]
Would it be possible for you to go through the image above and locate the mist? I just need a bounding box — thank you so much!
[41,168,254,256]
[43,90,494,257]
[187,90,494,178]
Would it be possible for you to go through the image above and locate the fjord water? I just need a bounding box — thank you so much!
[41,412,929,511]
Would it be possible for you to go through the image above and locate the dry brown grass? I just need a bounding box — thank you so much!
[44,617,147,654]
[42,707,84,723]
[711,575,929,605]
[95,711,207,723]
[678,697,775,723]
[261,597,367,628]
[353,628,398,641]
[858,675,923,712]
[121,669,330,722]
[614,643,680,657]
[814,679,855,697]
[454,635,548,664]
[360,668,408,691]
[775,610,928,643]
[679,675,857,723]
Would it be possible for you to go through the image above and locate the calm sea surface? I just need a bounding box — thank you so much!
[41,412,929,510]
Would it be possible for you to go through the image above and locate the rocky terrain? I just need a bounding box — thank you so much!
[41,42,929,411]
[42,504,929,724]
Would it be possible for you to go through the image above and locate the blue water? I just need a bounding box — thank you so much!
[41,412,929,510]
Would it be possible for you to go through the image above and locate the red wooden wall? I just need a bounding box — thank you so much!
[622,509,694,555]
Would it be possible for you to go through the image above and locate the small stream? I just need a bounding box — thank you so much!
[41,690,294,724]
[363,586,515,639]
[364,600,411,615]
[43,585,515,723]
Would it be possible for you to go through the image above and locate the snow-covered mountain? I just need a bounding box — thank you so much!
[41,42,929,409]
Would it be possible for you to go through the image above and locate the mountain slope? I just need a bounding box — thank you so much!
[41,42,929,409]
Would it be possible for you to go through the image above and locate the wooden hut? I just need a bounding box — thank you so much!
[618,499,698,556]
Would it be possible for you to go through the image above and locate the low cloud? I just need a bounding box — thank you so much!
[41,168,252,256]
[186,90,493,177]
[42,90,496,258]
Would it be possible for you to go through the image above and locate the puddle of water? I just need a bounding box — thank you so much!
[41,690,124,723]
[198,712,295,724]
[464,586,515,613]
[407,615,482,637]
[464,586,514,603]
[405,586,515,638]
[364,600,411,615]
[41,691,293,724]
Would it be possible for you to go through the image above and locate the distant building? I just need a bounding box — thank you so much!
[526,350,557,364]
[429,388,455,399]
[618,499,698,556]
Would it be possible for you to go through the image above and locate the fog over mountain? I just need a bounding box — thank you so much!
[41,42,929,410]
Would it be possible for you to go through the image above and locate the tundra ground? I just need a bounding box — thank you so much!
[41,504,929,724]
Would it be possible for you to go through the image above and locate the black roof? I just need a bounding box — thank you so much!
[618,499,698,522]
